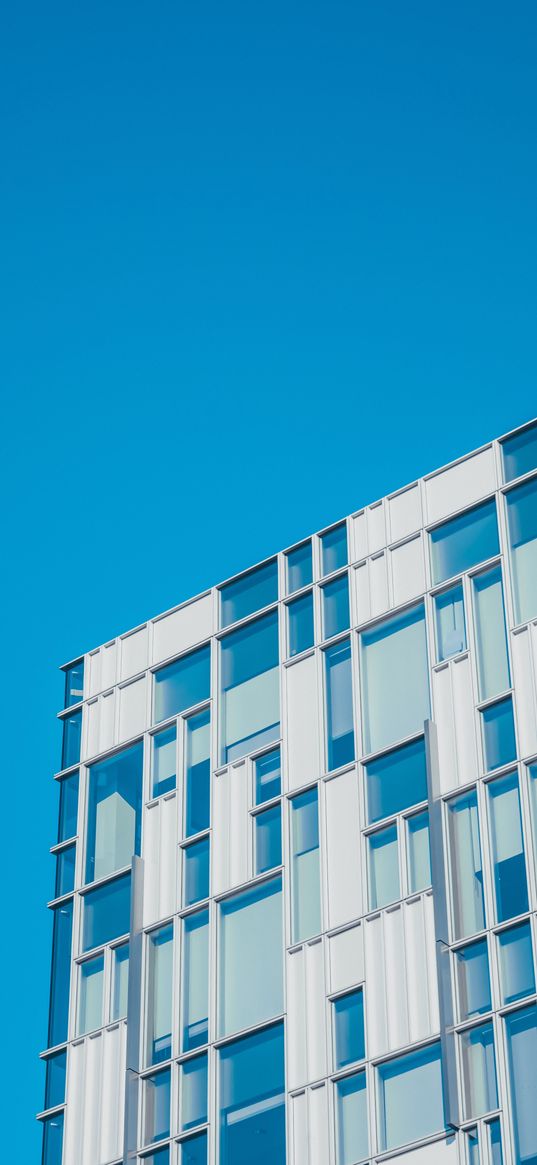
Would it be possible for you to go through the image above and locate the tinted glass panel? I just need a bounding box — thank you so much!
[482,698,516,773]
[505,1005,537,1165]
[366,736,427,824]
[82,873,131,952]
[287,591,314,657]
[460,1022,498,1119]
[219,1022,285,1165]
[220,611,279,763]
[77,954,104,1035]
[505,478,537,625]
[499,922,535,1005]
[325,638,355,770]
[185,709,211,837]
[219,876,283,1037]
[48,898,73,1047]
[473,566,510,701]
[42,1111,64,1165]
[361,604,430,755]
[430,499,499,586]
[322,574,350,639]
[111,942,129,1020]
[447,791,485,940]
[144,1068,171,1144]
[182,910,209,1052]
[44,1049,67,1110]
[488,772,528,921]
[183,837,210,907]
[378,1042,444,1151]
[455,940,491,1020]
[86,742,143,882]
[255,748,281,805]
[180,1053,208,1131]
[335,1071,368,1165]
[435,583,466,661]
[179,1132,207,1165]
[58,771,79,842]
[255,804,282,875]
[143,1152,169,1165]
[152,726,176,798]
[489,1118,504,1165]
[220,559,278,627]
[64,660,84,707]
[147,924,173,1064]
[407,810,431,892]
[154,645,210,725]
[286,541,312,594]
[61,709,82,770]
[502,422,537,482]
[333,989,365,1070]
[369,825,399,910]
[291,788,321,942]
[55,844,75,897]
[321,523,347,575]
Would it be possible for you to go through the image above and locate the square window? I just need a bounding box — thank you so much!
[254,804,282,875]
[154,645,210,725]
[82,872,131,952]
[429,499,499,586]
[220,559,278,628]
[377,1042,445,1151]
[333,989,365,1070]
[502,421,537,483]
[179,1131,207,1164]
[366,737,427,824]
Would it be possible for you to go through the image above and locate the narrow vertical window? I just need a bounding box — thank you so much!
[455,940,491,1020]
[322,573,350,639]
[152,726,177,798]
[57,770,79,843]
[220,611,280,763]
[505,1005,537,1165]
[55,844,76,897]
[407,810,431,893]
[473,566,511,701]
[332,989,365,1069]
[290,788,321,942]
[180,1052,208,1131]
[321,522,347,575]
[498,922,535,1005]
[447,791,485,940]
[286,540,312,594]
[48,898,73,1048]
[185,708,211,837]
[44,1049,67,1111]
[182,910,209,1052]
[460,1022,498,1119]
[146,924,173,1065]
[111,942,129,1020]
[77,954,104,1035]
[505,478,537,625]
[325,638,355,770]
[61,708,82,769]
[219,877,283,1037]
[435,583,466,661]
[254,747,281,805]
[143,1067,171,1144]
[64,659,84,707]
[335,1071,368,1165]
[488,773,528,922]
[481,697,516,772]
[183,837,210,907]
[42,1112,64,1165]
[287,591,314,657]
[254,804,282,875]
[368,825,399,910]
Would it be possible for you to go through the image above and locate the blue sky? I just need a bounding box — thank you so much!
[1,0,536,1154]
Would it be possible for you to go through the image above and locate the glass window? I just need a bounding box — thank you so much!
[321,523,347,575]
[219,876,283,1037]
[287,591,314,657]
[447,790,485,940]
[255,804,282,875]
[57,770,79,842]
[180,1052,208,1131]
[82,872,131,952]
[111,942,129,1020]
[55,844,75,898]
[505,1004,537,1165]
[291,788,321,942]
[499,922,535,1005]
[143,1068,171,1145]
[430,499,500,586]
[219,1022,285,1165]
[506,477,537,625]
[465,1128,480,1165]
[154,644,210,725]
[182,909,209,1052]
[369,825,399,910]
[183,837,210,907]
[61,708,82,770]
[407,810,432,892]
[185,709,210,837]
[529,763,537,864]
[220,610,280,763]
[335,1070,368,1165]
[64,659,84,707]
[255,747,281,805]
[489,1118,504,1165]
[44,1049,67,1111]
[220,559,278,627]
[482,698,516,772]
[77,954,104,1035]
[360,604,430,755]
[42,1111,64,1165]
[286,541,312,594]
[460,1022,498,1119]
[146,924,173,1065]
[325,638,355,770]
[152,726,176,798]
[455,940,491,1020]
[377,1042,445,1151]
[333,989,365,1070]
[142,1150,170,1165]
[48,898,73,1048]
[488,772,528,922]
[366,736,427,824]
[502,421,537,482]
[473,566,510,701]
[179,1132,207,1164]
[322,574,350,640]
[86,741,143,883]
[435,583,467,661]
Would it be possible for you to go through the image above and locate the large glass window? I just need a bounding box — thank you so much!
[377,1042,444,1151]
[82,872,131,952]
[179,1132,206,1165]
[287,591,314,657]
[435,583,467,661]
[152,726,176,799]
[146,924,173,1064]
[335,1071,368,1165]
[505,1004,537,1165]
[185,709,211,837]
[290,788,321,942]
[48,898,73,1048]
[321,523,347,575]
[220,559,278,628]
[460,1022,498,1119]
[498,922,535,1005]
[183,837,210,907]
[368,824,399,910]
[254,804,282,875]
[182,909,209,1052]
[61,708,82,770]
[57,770,79,842]
[322,574,350,640]
[325,638,355,770]
[255,747,281,805]
[286,541,312,594]
[365,736,427,824]
[86,741,143,882]
[180,1053,208,1131]
[502,421,537,482]
[506,477,537,625]
[455,940,491,1020]
[77,954,104,1035]
[220,611,280,763]
[154,644,210,725]
[429,499,500,586]
[488,773,528,922]
[44,1049,67,1111]
[482,697,516,772]
[42,1111,64,1165]
[64,659,84,707]
[360,604,430,755]
[219,876,283,1037]
[219,1022,286,1165]
[447,791,485,940]
[473,566,511,701]
[143,1067,171,1145]
[333,989,365,1070]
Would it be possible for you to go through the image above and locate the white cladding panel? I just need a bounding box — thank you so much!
[390,534,426,607]
[511,625,537,759]
[388,483,423,543]
[286,940,327,1089]
[119,625,148,682]
[142,794,178,927]
[425,446,496,524]
[384,1136,459,1165]
[118,675,147,743]
[327,923,364,994]
[285,654,320,792]
[365,893,438,1058]
[151,593,213,666]
[212,761,249,895]
[324,769,363,929]
[63,1024,126,1165]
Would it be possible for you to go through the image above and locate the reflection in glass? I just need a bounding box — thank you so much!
[377,1042,444,1151]
[366,736,427,824]
[321,523,347,575]
[322,574,350,640]
[146,924,173,1064]
[447,791,485,940]
[77,955,104,1035]
[82,872,131,952]
[255,804,282,875]
[455,940,491,1020]
[154,645,210,725]
[502,421,537,482]
[86,742,143,882]
[183,837,210,907]
[325,638,355,770]
[180,1053,208,1131]
[505,478,537,625]
[255,748,281,805]
[152,726,176,798]
[333,989,365,1070]
[360,604,429,755]
[144,1068,171,1145]
[473,566,511,701]
[482,698,516,773]
[407,811,431,892]
[335,1071,368,1165]
[291,788,321,942]
[287,591,314,657]
[220,559,278,627]
[488,772,528,921]
[430,500,499,586]
[286,541,312,594]
[369,825,399,910]
[435,583,466,661]
[185,708,211,837]
[220,611,279,763]
[219,877,283,1037]
[219,1022,285,1165]
[460,1022,498,1119]
[498,922,535,1005]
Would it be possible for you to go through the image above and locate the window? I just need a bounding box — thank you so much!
[184,709,210,837]
[152,726,176,798]
[44,1049,66,1111]
[333,989,365,1070]
[86,741,143,882]
[142,1150,170,1165]
[180,1052,208,1131]
[77,954,104,1035]
[325,638,355,770]
[61,708,82,769]
[489,1119,504,1165]
[473,566,510,701]
[220,559,278,628]
[529,763,537,864]
[154,644,210,725]
[322,574,350,640]
[42,1111,64,1165]
[321,523,347,575]
[335,1071,369,1165]
[460,1022,498,1119]
[435,583,467,661]
[220,610,280,763]
[502,421,537,483]
[465,1128,480,1165]
[219,1022,285,1165]
[505,1004,537,1165]
[407,810,432,893]
[254,804,282,875]
[179,1132,207,1164]
[368,825,399,910]
[143,1067,171,1145]
[255,747,281,805]
[219,876,283,1037]
[488,773,528,921]
[498,922,535,1005]
[429,499,500,586]
[182,910,209,1051]
[57,770,79,842]
[111,942,129,1020]
[183,837,210,907]
[290,788,321,942]
[360,604,430,755]
[287,591,314,657]
[63,659,84,707]
[377,1042,444,1151]
[506,478,537,625]
[482,697,516,772]
[48,899,73,1048]
[146,924,173,1064]
[55,844,75,897]
[82,872,131,952]
[286,541,312,594]
[365,736,427,824]
[455,940,491,1020]
[447,790,485,940]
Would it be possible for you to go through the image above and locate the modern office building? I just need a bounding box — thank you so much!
[39,418,537,1165]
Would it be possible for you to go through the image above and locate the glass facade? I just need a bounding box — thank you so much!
[220,610,280,762]
[360,603,429,755]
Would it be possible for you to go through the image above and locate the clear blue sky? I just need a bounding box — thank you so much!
[1,1,536,1155]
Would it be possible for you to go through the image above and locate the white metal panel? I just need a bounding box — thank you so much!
[142,796,177,927]
[64,1025,126,1165]
[432,665,457,795]
[151,593,213,666]
[212,762,248,895]
[404,895,431,1044]
[424,890,440,1033]
[388,484,422,543]
[118,675,147,743]
[285,654,320,792]
[100,690,116,754]
[309,1084,329,1165]
[353,561,371,625]
[290,1090,308,1165]
[324,769,362,929]
[369,553,389,618]
[327,923,364,994]
[101,642,117,691]
[286,948,308,1090]
[351,511,368,562]
[120,626,148,681]
[367,502,386,554]
[451,654,478,790]
[364,913,388,1057]
[511,626,537,759]
[383,1135,458,1165]
[81,1032,102,1164]
[88,650,102,698]
[384,905,409,1050]
[99,1024,126,1164]
[64,1039,85,1164]
[305,939,328,1083]
[425,446,496,524]
[85,698,100,760]
[390,535,426,607]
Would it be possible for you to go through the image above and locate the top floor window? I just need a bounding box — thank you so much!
[153,644,210,725]
[429,499,499,586]
[63,660,84,707]
[220,559,278,628]
[321,522,347,576]
[505,477,537,625]
[360,604,430,755]
[286,541,312,594]
[501,421,537,483]
[220,610,280,764]
[86,741,143,883]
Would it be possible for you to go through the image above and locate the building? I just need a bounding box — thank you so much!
[39,418,537,1165]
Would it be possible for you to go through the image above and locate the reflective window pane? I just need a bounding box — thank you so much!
[255,747,281,805]
[64,659,84,707]
[407,810,432,893]
[287,591,314,657]
[57,770,79,843]
[489,1118,504,1165]
[498,922,535,1005]
[86,742,143,883]
[44,1049,67,1111]
[502,421,537,482]
[77,954,104,1035]
[291,788,321,942]
[360,604,430,755]
[220,611,280,763]
[180,1053,208,1131]
[321,523,347,575]
[430,499,500,586]
[473,566,511,701]
[146,924,173,1065]
[55,844,75,898]
[61,708,82,770]
[185,709,210,837]
[377,1042,445,1151]
[435,583,466,661]
[333,989,365,1070]
[482,698,516,773]
[220,559,278,627]
[111,942,129,1020]
[322,574,350,640]
[179,1131,207,1165]
[286,541,312,594]
[465,1128,480,1165]
[183,837,210,907]
[219,876,283,1037]
[152,726,176,799]
[447,790,486,940]
[48,899,73,1048]
[255,804,282,875]
[455,940,491,1020]
[505,1005,537,1165]
[325,638,355,770]
[42,1111,64,1165]
[488,772,528,922]
[369,825,399,910]
[144,1068,171,1145]
[82,872,131,952]
[366,736,427,824]
[506,477,537,625]
[142,1151,169,1165]
[460,1022,498,1119]
[335,1071,368,1165]
[219,1022,285,1165]
[182,910,209,1052]
[154,644,210,725]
